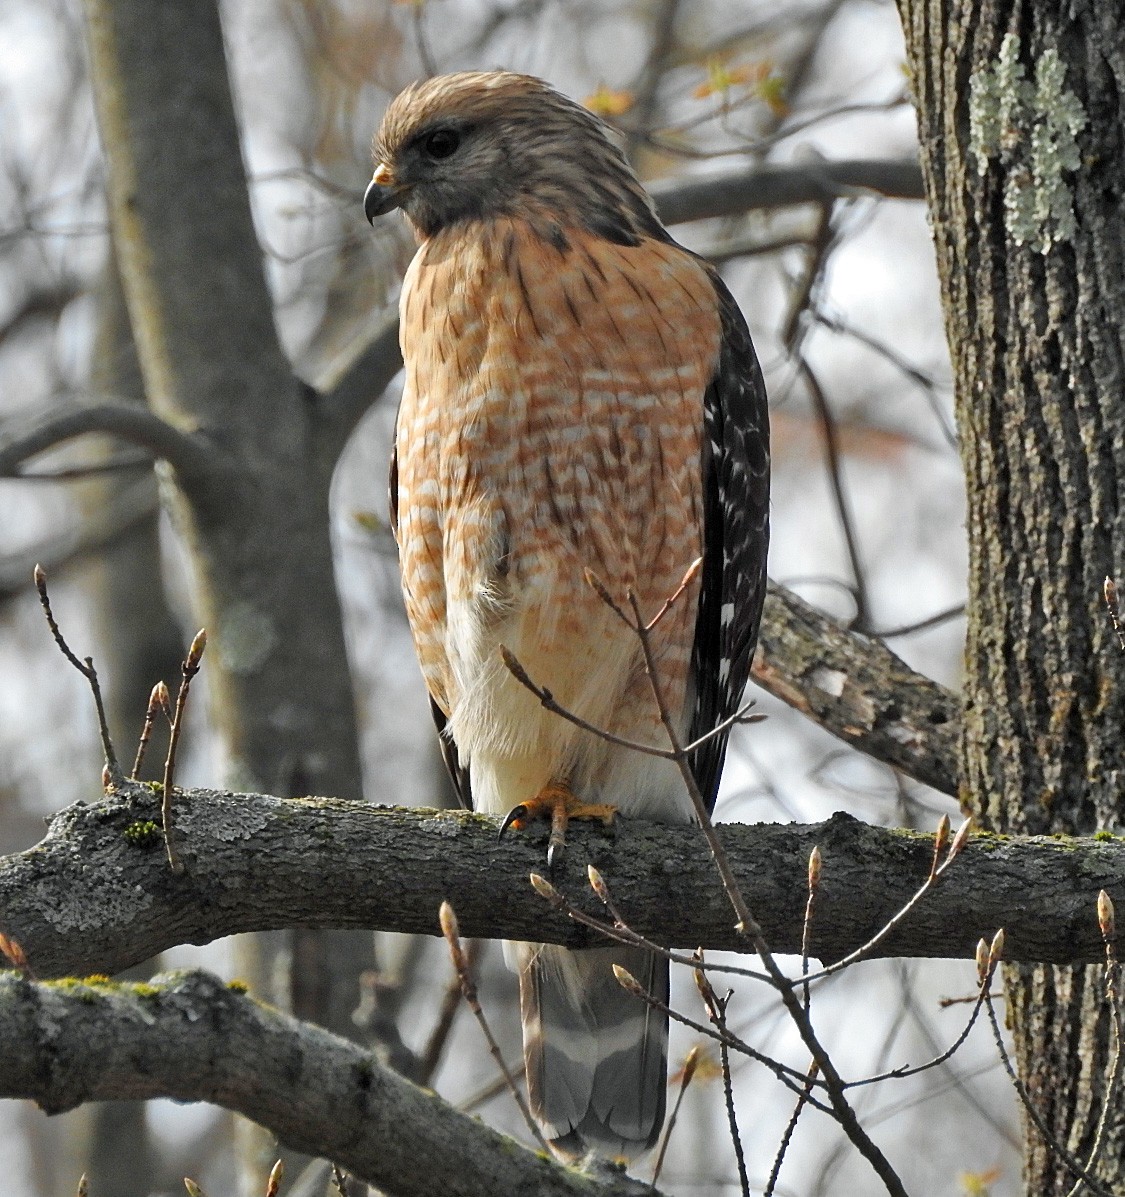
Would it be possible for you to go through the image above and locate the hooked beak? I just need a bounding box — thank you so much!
[364,162,409,223]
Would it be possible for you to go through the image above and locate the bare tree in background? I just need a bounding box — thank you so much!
[0,1,1122,1195]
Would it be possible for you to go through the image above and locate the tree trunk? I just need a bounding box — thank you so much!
[896,0,1125,1191]
[81,1,376,1188]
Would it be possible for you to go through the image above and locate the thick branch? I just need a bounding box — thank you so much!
[312,311,402,469]
[649,158,926,225]
[2,785,1119,979]
[754,582,960,794]
[0,969,655,1197]
[0,401,215,486]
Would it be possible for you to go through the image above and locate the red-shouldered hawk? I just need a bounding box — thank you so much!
[365,71,769,1163]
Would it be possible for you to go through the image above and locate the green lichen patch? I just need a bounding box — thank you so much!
[969,33,1086,252]
[123,820,161,847]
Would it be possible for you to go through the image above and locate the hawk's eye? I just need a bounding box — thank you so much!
[421,128,461,160]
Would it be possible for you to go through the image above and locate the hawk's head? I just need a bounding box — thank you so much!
[365,71,663,244]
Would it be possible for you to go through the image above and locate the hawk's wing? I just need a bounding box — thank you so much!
[390,436,473,809]
[688,273,771,811]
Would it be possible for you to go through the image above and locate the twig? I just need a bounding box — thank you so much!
[765,1060,819,1197]
[501,647,675,759]
[620,586,761,940]
[503,645,763,762]
[132,681,171,780]
[765,847,825,1197]
[411,1,438,77]
[799,816,971,987]
[162,629,206,874]
[696,968,750,1196]
[529,872,771,985]
[438,901,550,1154]
[802,845,822,1011]
[982,935,1118,1197]
[457,1063,526,1113]
[870,604,967,640]
[797,355,871,632]
[608,959,832,1103]
[849,959,992,1089]
[650,1043,699,1190]
[34,564,122,786]
[544,570,908,1192]
[418,937,482,1086]
[1062,892,1125,1197]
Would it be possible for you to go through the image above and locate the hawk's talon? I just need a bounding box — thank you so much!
[499,782,615,868]
[498,804,529,839]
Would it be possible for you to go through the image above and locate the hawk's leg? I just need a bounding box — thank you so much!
[499,781,615,868]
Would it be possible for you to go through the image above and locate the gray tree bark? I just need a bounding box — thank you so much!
[896,0,1125,1190]
[0,786,1120,977]
[79,1,376,1188]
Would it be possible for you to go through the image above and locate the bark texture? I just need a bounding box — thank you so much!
[0,970,658,1197]
[754,582,958,794]
[896,0,1125,1190]
[81,0,362,804]
[1,785,1122,979]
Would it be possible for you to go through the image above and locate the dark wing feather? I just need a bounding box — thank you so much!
[428,697,473,809]
[390,437,473,809]
[688,273,770,811]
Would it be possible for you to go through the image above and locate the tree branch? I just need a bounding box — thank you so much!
[311,311,402,469]
[754,582,960,795]
[649,158,926,226]
[1,785,1117,980]
[0,401,216,485]
[0,969,657,1197]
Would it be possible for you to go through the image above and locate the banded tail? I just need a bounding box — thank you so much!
[516,942,668,1160]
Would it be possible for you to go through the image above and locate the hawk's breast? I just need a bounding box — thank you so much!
[395,217,722,815]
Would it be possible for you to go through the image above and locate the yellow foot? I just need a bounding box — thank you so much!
[498,782,616,868]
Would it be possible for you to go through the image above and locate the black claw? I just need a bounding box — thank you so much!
[498,804,527,840]
[546,840,564,872]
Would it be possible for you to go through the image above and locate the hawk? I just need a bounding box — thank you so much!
[365,71,769,1162]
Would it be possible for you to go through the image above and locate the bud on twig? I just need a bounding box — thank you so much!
[1098,890,1116,944]
[989,928,1005,967]
[948,815,973,861]
[438,900,466,972]
[588,864,610,904]
[529,872,563,907]
[613,964,645,997]
[583,567,618,612]
[265,1160,284,1197]
[184,1180,206,1197]
[975,937,989,986]
[807,845,822,890]
[934,813,951,853]
[185,628,207,673]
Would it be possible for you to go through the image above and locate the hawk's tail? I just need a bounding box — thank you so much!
[516,941,668,1161]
